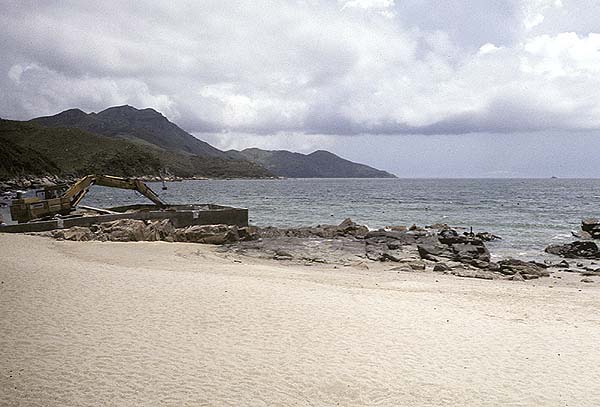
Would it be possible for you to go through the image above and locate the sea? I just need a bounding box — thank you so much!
[3,178,599,261]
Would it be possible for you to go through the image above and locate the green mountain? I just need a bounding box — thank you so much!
[235,148,397,178]
[0,119,271,180]
[2,105,395,180]
[31,105,226,157]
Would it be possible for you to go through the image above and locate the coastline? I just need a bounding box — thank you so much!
[1,233,599,406]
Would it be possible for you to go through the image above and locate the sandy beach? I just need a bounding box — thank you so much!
[1,234,599,406]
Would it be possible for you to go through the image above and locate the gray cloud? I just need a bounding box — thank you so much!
[1,0,600,141]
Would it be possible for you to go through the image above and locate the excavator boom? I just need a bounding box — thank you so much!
[65,175,166,209]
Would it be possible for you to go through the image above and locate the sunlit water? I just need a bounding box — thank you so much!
[4,178,600,260]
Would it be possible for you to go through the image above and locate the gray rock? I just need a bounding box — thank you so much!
[52,226,95,241]
[451,269,496,280]
[497,259,550,277]
[511,272,525,281]
[572,230,593,240]
[433,262,452,272]
[545,241,600,259]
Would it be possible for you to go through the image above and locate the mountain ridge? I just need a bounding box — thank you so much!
[31,105,225,158]
[236,147,397,178]
[23,105,396,179]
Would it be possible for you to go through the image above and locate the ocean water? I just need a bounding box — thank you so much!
[2,178,598,260]
[76,178,600,260]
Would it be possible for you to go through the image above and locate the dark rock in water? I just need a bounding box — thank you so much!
[581,278,595,283]
[437,229,461,244]
[474,232,502,242]
[426,223,451,231]
[582,218,599,231]
[557,260,570,268]
[545,241,600,259]
[497,259,550,277]
[581,218,600,239]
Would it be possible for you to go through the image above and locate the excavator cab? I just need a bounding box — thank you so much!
[10,187,72,223]
[35,184,69,200]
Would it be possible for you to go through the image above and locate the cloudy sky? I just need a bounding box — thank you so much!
[2,0,600,177]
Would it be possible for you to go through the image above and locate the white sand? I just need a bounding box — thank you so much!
[1,234,599,406]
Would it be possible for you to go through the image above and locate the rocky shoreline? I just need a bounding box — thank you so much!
[32,217,600,283]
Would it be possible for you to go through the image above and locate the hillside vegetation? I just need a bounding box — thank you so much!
[0,120,271,180]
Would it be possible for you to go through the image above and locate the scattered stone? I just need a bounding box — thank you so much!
[385,225,407,232]
[581,278,595,283]
[558,260,570,269]
[580,270,600,277]
[433,262,451,272]
[511,272,525,282]
[408,262,426,271]
[451,269,495,280]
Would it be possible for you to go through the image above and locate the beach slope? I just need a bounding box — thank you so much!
[1,234,598,406]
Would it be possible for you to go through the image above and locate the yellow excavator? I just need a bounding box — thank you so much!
[9,175,166,223]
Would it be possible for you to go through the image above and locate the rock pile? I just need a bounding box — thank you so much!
[545,241,600,259]
[47,219,256,245]
[43,217,558,282]
[257,218,369,239]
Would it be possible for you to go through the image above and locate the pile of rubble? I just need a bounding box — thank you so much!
[46,219,256,245]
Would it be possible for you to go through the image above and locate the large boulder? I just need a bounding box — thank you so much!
[497,259,550,279]
[96,219,147,242]
[415,228,490,265]
[545,241,600,259]
[51,226,95,241]
[336,218,369,237]
[144,219,176,241]
[175,224,239,244]
[452,242,490,263]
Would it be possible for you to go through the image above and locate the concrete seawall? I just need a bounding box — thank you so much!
[0,204,248,233]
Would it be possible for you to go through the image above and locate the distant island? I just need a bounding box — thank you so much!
[0,105,396,183]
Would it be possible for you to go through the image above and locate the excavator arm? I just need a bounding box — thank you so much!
[10,175,167,223]
[64,175,167,208]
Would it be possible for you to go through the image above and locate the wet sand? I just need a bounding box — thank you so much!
[1,234,599,406]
